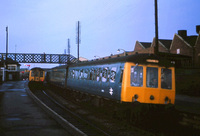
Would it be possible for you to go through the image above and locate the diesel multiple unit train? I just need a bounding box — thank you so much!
[29,67,45,82]
[45,54,175,105]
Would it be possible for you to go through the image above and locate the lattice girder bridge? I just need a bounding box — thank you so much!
[0,53,77,64]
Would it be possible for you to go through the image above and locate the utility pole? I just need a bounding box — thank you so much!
[5,26,8,81]
[67,38,70,64]
[76,21,81,62]
[154,0,159,55]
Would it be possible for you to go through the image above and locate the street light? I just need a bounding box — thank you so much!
[117,49,126,56]
[94,56,100,59]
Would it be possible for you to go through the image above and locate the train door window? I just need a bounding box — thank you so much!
[110,67,117,83]
[161,69,172,89]
[120,69,124,83]
[102,67,108,82]
[130,66,143,87]
[146,67,158,88]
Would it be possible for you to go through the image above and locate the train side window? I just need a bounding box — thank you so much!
[96,68,101,81]
[102,67,108,82]
[89,69,94,80]
[84,69,88,80]
[75,70,79,79]
[69,70,73,78]
[146,67,158,88]
[110,67,117,83]
[161,69,172,89]
[79,70,83,79]
[93,69,97,81]
[130,66,143,87]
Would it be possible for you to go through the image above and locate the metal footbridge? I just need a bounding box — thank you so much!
[0,53,77,64]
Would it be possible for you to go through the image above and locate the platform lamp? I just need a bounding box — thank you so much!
[117,49,126,56]
[94,56,100,59]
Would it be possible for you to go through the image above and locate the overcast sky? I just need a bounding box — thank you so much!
[0,0,200,68]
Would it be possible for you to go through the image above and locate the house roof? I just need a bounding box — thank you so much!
[140,42,152,48]
[0,58,21,66]
[185,35,198,47]
[159,39,172,50]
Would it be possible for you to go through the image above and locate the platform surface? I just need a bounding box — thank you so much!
[0,81,70,136]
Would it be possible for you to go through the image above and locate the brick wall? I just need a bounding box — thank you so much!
[195,34,200,66]
[170,34,193,56]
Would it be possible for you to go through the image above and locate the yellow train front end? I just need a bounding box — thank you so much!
[29,68,45,82]
[121,62,175,105]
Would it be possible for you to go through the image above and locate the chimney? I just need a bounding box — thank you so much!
[196,25,200,34]
[178,30,187,39]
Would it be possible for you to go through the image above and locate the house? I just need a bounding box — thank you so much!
[134,38,172,54]
[132,25,200,68]
[0,58,21,81]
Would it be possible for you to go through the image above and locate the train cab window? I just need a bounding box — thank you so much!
[146,67,158,88]
[130,66,143,87]
[40,71,43,77]
[161,69,172,89]
[102,68,108,82]
[110,67,117,83]
[31,71,34,77]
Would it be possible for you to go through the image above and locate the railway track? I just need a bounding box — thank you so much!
[27,83,200,136]
[28,86,111,136]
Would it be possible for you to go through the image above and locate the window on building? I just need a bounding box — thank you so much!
[177,48,180,54]
[8,66,16,71]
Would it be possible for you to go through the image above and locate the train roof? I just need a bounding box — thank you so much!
[70,54,175,67]
[51,54,177,70]
[30,67,44,71]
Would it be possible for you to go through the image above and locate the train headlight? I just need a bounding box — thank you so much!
[150,95,154,100]
[132,94,138,102]
[165,97,169,104]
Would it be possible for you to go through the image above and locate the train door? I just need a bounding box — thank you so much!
[108,66,118,99]
[112,63,125,101]
[99,67,109,97]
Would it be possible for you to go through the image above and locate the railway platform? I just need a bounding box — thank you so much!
[0,81,70,136]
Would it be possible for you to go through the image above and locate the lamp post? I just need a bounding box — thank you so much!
[94,56,100,59]
[117,49,126,56]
